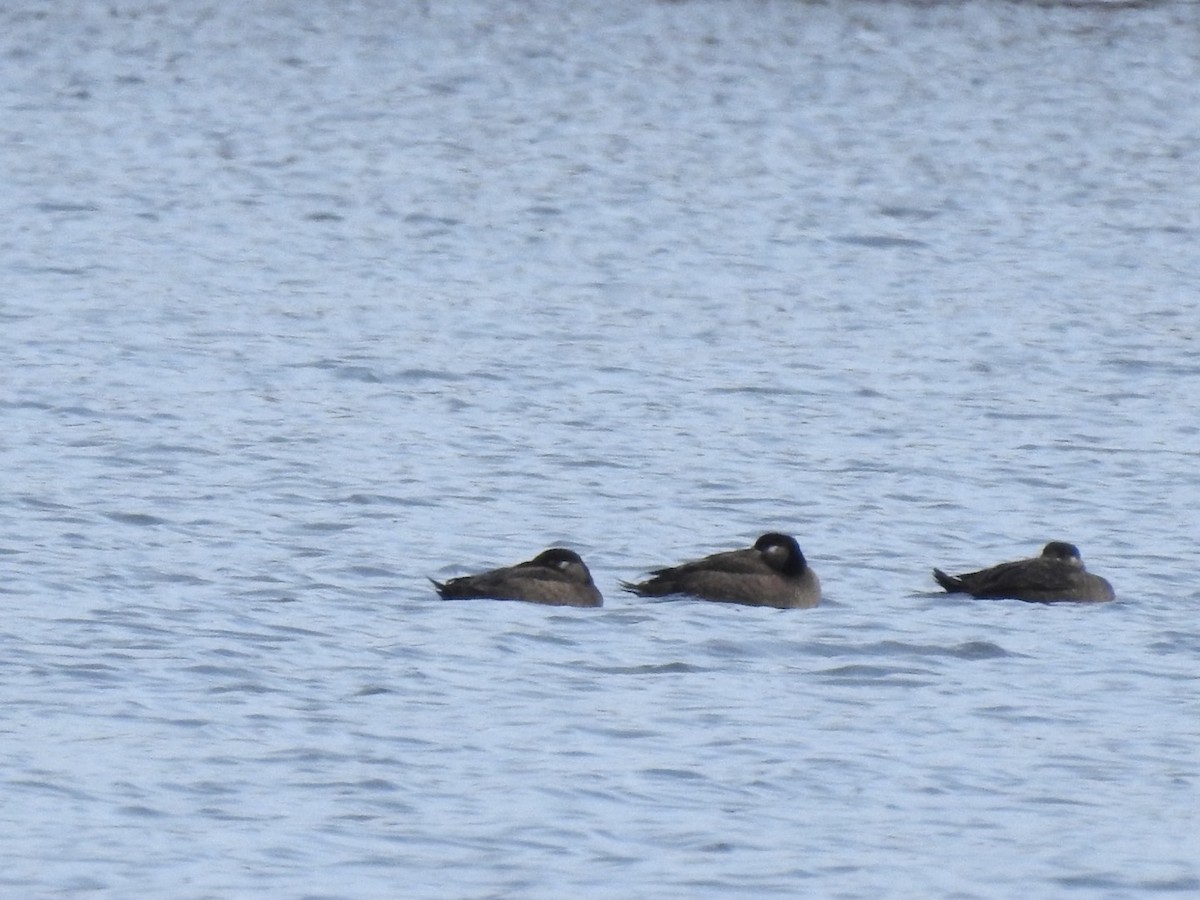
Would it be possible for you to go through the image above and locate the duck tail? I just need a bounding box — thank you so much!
[932,569,963,593]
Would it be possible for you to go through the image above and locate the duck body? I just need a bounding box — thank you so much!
[622,532,820,609]
[933,541,1114,603]
[433,548,603,607]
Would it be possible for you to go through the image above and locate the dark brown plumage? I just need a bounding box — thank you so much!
[432,548,603,608]
[622,532,820,609]
[932,541,1115,603]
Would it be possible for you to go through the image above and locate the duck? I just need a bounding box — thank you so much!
[432,547,603,607]
[932,541,1114,603]
[622,532,820,609]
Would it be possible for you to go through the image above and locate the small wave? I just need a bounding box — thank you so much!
[143,443,219,456]
[832,234,928,249]
[393,367,468,382]
[641,767,708,781]
[814,664,935,687]
[104,511,168,527]
[588,662,704,675]
[797,640,1014,660]
[817,664,935,679]
[334,366,382,383]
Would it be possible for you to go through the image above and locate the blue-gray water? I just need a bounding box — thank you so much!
[3,1,1199,897]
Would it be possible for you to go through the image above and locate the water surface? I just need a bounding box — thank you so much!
[3,1,1198,897]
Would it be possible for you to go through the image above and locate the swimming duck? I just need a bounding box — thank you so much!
[432,547,603,607]
[932,541,1114,603]
[622,532,820,609]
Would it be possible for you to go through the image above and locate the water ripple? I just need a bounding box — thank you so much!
[3,2,1198,897]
